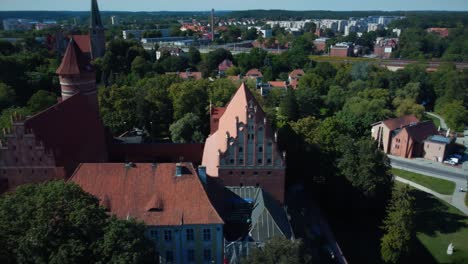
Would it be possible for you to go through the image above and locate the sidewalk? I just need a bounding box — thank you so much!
[395,176,468,216]
[425,112,447,129]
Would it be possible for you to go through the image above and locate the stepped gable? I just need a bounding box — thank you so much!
[24,94,108,176]
[70,163,224,226]
[56,38,93,76]
[203,83,273,177]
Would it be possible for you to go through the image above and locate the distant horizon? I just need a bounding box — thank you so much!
[1,9,468,13]
[1,0,467,12]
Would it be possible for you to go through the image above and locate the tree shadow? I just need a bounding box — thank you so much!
[411,189,468,237]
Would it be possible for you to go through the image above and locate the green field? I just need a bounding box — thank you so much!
[410,187,468,263]
[391,168,455,195]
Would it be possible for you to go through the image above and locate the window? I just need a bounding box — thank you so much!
[229,171,233,175]
[253,171,258,175]
[256,183,260,187]
[166,251,174,263]
[164,230,172,242]
[267,158,272,164]
[259,146,263,152]
[203,249,212,261]
[267,171,272,175]
[187,249,195,262]
[230,159,234,164]
[259,126,263,131]
[241,171,245,175]
[258,159,262,164]
[239,159,244,164]
[203,228,211,241]
[186,229,194,241]
[239,147,243,152]
[150,230,158,240]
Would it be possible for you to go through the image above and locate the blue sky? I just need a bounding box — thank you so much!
[1,0,467,11]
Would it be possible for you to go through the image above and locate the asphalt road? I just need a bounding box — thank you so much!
[390,157,467,181]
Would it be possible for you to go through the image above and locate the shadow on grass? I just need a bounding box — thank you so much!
[411,189,468,237]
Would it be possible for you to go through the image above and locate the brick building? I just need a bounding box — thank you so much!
[423,135,456,162]
[389,121,438,159]
[330,42,354,57]
[371,115,420,154]
[71,162,224,264]
[203,83,286,203]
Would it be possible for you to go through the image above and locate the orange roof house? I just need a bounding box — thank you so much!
[371,115,420,154]
[71,162,225,263]
[245,68,263,79]
[203,83,285,203]
[71,162,223,226]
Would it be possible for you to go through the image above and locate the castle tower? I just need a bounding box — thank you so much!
[90,0,105,59]
[56,38,98,112]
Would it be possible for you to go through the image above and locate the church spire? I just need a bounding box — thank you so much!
[89,0,105,59]
[90,0,103,29]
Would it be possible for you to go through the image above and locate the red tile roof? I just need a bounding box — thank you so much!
[70,163,223,226]
[404,121,438,143]
[202,83,272,177]
[246,68,263,78]
[71,34,91,53]
[382,115,420,131]
[268,81,287,88]
[218,59,233,72]
[56,38,93,75]
[24,94,109,176]
[289,69,304,79]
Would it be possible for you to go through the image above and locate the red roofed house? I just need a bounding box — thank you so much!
[203,83,286,203]
[371,115,420,154]
[245,68,263,79]
[268,81,288,89]
[426,28,449,38]
[390,121,438,158]
[71,162,224,264]
[288,69,304,89]
[218,59,233,74]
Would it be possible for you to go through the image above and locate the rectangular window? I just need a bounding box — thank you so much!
[166,251,174,263]
[187,249,195,262]
[203,249,211,261]
[164,230,172,242]
[186,229,194,241]
[150,230,158,241]
[203,228,211,241]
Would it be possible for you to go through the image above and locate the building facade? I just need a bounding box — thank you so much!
[203,83,286,203]
[71,163,224,264]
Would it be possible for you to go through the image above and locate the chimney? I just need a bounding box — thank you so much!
[211,8,215,41]
[198,166,207,185]
[175,163,182,177]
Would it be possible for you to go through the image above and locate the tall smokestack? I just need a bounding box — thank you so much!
[211,8,215,42]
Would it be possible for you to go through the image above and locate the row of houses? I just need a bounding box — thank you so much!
[371,115,460,162]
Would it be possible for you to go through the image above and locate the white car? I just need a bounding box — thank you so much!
[443,160,457,166]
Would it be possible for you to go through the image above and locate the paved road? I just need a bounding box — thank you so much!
[389,156,467,181]
[425,112,447,129]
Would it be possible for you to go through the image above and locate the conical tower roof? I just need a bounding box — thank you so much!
[56,38,92,75]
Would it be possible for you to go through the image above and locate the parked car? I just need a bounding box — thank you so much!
[443,160,457,166]
[450,154,462,160]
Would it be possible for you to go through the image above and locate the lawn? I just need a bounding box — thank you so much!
[465,192,468,207]
[424,113,442,128]
[391,168,455,195]
[409,186,468,263]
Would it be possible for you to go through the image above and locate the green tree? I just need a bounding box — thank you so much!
[242,237,312,264]
[0,181,154,263]
[0,82,16,111]
[131,56,150,78]
[27,90,57,113]
[187,46,201,66]
[337,138,393,201]
[381,185,415,264]
[277,88,298,123]
[440,100,467,131]
[169,80,209,121]
[393,98,425,119]
[169,113,205,143]
[208,79,237,107]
